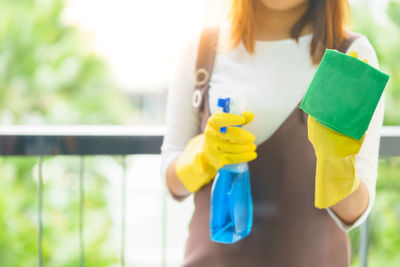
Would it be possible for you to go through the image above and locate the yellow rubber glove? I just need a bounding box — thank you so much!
[309,50,367,209]
[308,116,365,208]
[175,111,257,193]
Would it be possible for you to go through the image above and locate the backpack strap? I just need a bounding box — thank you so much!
[337,32,362,53]
[192,25,220,132]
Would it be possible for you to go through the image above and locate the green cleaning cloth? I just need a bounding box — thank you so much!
[300,49,389,140]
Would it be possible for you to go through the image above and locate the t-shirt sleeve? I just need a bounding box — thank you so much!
[159,31,202,201]
[327,35,386,231]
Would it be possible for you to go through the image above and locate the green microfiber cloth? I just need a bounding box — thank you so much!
[300,49,389,140]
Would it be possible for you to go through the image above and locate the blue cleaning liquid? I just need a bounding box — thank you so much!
[210,163,253,243]
[209,97,253,244]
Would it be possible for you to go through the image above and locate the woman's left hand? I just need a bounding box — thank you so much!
[308,50,368,209]
[308,115,364,209]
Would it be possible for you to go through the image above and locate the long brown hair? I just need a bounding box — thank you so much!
[227,0,350,64]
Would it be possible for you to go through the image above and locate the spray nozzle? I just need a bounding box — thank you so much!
[217,97,231,133]
[217,97,231,113]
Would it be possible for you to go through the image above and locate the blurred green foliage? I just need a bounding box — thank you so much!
[0,0,399,266]
[0,0,134,124]
[349,159,400,267]
[0,0,133,266]
[350,0,400,125]
[0,156,120,266]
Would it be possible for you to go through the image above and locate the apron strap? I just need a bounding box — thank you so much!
[338,32,362,53]
[192,25,219,132]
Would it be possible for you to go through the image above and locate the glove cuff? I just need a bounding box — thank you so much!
[314,155,360,209]
[176,152,217,193]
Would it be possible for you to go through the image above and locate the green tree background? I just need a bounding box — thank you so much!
[0,0,132,266]
[0,0,399,266]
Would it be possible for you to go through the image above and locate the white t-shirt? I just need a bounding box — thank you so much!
[160,19,385,232]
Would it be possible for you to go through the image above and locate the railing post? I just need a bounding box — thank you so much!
[121,156,127,267]
[360,216,370,267]
[162,191,167,267]
[37,156,43,267]
[79,156,85,267]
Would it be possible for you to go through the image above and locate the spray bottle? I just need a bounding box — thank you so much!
[209,96,253,244]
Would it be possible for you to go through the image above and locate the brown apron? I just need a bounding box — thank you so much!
[185,26,360,267]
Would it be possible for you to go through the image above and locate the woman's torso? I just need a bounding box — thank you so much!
[182,20,351,267]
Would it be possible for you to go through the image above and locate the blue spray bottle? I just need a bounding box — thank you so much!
[209,97,253,243]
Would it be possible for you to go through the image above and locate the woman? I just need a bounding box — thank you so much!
[160,0,384,266]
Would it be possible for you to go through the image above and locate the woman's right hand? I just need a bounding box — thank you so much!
[175,110,258,193]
